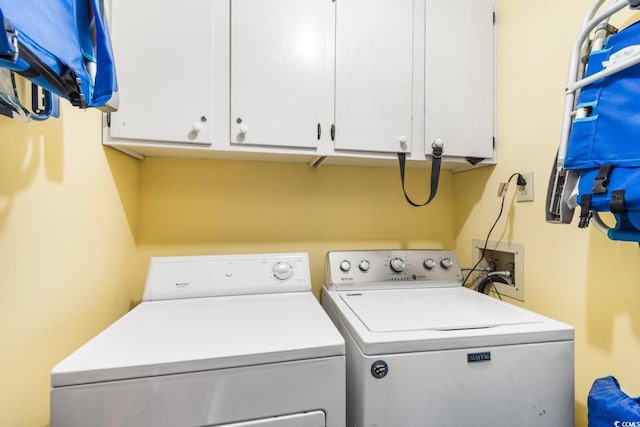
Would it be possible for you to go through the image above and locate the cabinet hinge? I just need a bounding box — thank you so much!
[493,136,496,149]
[106,112,111,127]
[330,124,335,141]
[317,123,321,140]
[492,11,496,25]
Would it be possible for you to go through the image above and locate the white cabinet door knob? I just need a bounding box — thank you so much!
[239,124,249,135]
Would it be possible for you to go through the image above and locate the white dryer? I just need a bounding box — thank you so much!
[51,253,345,427]
[321,249,574,427]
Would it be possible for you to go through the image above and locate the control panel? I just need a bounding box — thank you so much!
[143,252,311,301]
[325,250,463,290]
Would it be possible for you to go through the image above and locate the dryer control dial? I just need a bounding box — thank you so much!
[339,260,352,272]
[359,260,370,272]
[389,257,406,273]
[273,262,293,280]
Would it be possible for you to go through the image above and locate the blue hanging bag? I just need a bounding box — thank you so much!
[0,0,117,111]
[0,7,16,61]
[564,20,640,242]
[588,376,640,427]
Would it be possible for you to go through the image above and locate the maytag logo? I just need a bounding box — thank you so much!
[467,352,491,363]
[175,282,189,288]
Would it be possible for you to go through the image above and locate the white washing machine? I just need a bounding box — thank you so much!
[51,252,345,427]
[321,249,574,427]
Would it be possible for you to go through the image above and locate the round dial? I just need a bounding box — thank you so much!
[339,260,352,272]
[359,260,370,272]
[423,258,436,270]
[440,258,453,269]
[389,257,406,273]
[273,262,293,280]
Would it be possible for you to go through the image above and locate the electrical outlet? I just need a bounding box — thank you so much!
[516,172,534,202]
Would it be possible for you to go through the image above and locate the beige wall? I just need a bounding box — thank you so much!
[2,1,640,426]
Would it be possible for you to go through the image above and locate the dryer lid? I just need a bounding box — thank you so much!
[341,287,542,332]
[51,292,344,387]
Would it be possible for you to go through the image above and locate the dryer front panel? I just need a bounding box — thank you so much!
[51,357,345,427]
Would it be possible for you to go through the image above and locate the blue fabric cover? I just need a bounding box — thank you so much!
[0,8,16,60]
[0,0,116,108]
[563,21,640,242]
[565,21,640,169]
[577,167,640,241]
[588,376,640,427]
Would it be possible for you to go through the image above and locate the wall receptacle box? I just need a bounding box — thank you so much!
[472,240,524,301]
[516,172,534,202]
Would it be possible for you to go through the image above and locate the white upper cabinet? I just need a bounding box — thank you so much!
[425,0,495,159]
[108,0,214,145]
[333,0,415,155]
[104,0,496,170]
[230,0,329,149]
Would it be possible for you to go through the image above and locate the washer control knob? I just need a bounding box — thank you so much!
[423,258,436,270]
[339,260,352,272]
[359,260,370,272]
[390,257,406,273]
[440,258,453,269]
[273,262,293,280]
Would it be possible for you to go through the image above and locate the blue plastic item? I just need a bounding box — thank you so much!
[564,20,640,242]
[0,8,16,61]
[588,376,640,427]
[0,0,117,110]
[30,84,60,121]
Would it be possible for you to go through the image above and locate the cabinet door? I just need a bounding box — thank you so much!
[231,0,325,149]
[108,0,213,145]
[334,0,414,154]
[425,0,495,159]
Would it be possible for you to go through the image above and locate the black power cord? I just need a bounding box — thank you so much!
[463,173,526,289]
[475,274,510,300]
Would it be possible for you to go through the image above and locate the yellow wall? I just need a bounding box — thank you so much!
[0,105,142,426]
[0,109,456,425]
[2,1,640,426]
[136,158,456,297]
[455,0,640,425]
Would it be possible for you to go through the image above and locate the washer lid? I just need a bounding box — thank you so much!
[342,287,541,332]
[51,292,344,387]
